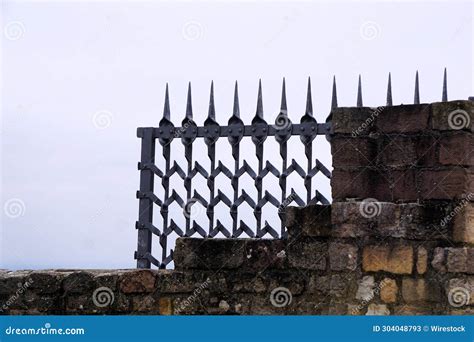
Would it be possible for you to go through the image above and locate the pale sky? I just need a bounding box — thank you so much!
[1,0,473,269]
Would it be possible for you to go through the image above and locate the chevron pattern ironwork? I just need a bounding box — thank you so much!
[135,77,333,268]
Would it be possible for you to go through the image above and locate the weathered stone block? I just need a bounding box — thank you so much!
[331,137,376,168]
[286,205,331,238]
[356,276,375,301]
[331,107,378,135]
[402,278,441,303]
[453,201,474,245]
[63,272,96,294]
[119,270,156,294]
[431,100,474,131]
[420,168,470,200]
[330,274,357,301]
[362,245,413,274]
[27,271,64,295]
[328,242,358,271]
[380,278,397,303]
[417,247,428,275]
[446,277,474,306]
[331,201,369,237]
[375,104,430,133]
[366,303,390,315]
[393,305,433,315]
[372,133,439,168]
[174,238,245,270]
[431,247,447,273]
[332,169,392,202]
[389,169,418,201]
[156,271,195,294]
[0,271,34,295]
[288,241,327,270]
[243,239,288,271]
[446,248,474,274]
[399,203,453,240]
[159,297,173,315]
[439,132,474,166]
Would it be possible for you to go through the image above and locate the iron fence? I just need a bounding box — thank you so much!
[135,78,333,268]
[135,69,456,269]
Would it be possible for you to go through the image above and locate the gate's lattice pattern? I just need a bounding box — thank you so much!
[135,78,332,268]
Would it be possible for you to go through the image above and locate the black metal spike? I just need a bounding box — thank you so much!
[442,68,448,102]
[414,71,420,104]
[255,79,264,119]
[208,81,216,120]
[163,83,170,120]
[305,77,313,116]
[233,81,240,118]
[386,73,393,106]
[280,78,287,112]
[357,75,363,107]
[331,76,338,109]
[185,82,192,120]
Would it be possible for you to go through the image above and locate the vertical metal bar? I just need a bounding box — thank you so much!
[229,81,243,237]
[279,151,287,235]
[158,84,174,269]
[331,76,338,110]
[277,78,290,236]
[136,128,156,269]
[442,68,448,102]
[159,144,171,268]
[303,77,315,204]
[357,74,363,107]
[414,71,420,104]
[183,83,194,236]
[386,73,393,106]
[252,80,266,237]
[204,81,219,236]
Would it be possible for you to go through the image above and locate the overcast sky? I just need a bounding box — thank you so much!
[1,0,473,270]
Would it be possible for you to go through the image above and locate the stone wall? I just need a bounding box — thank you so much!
[1,100,472,315]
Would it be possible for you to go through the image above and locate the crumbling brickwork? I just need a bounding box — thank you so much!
[1,100,472,315]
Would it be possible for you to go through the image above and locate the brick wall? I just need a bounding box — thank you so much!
[1,100,473,315]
